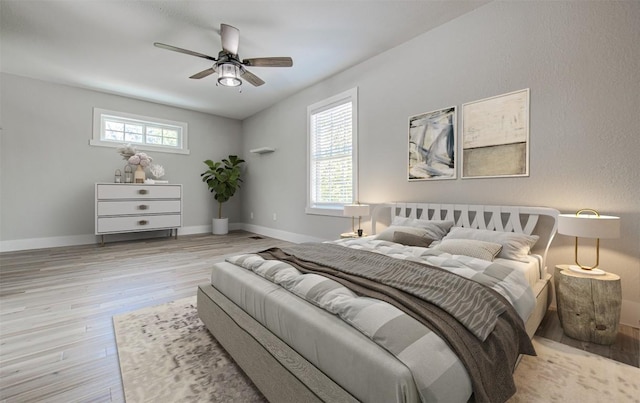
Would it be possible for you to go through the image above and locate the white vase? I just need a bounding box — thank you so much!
[212,217,229,235]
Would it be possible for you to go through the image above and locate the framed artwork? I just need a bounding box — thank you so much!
[408,106,456,181]
[461,88,529,178]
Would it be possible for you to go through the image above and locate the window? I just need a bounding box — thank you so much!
[91,108,189,155]
[306,88,358,216]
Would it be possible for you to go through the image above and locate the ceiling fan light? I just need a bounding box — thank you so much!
[218,63,242,87]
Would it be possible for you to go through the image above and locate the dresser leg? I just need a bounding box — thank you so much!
[101,235,104,247]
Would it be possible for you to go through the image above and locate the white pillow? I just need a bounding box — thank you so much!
[441,227,539,262]
[389,217,453,240]
[433,239,503,261]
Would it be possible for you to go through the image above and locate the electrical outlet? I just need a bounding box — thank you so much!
[272,213,277,221]
[250,212,254,219]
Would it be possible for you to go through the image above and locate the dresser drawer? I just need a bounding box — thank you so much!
[97,184,181,200]
[97,200,181,216]
[97,214,181,234]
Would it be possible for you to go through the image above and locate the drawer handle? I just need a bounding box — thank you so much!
[138,205,148,210]
[138,220,148,225]
[138,189,148,195]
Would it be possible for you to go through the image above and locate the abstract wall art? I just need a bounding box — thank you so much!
[408,106,456,181]
[461,89,529,178]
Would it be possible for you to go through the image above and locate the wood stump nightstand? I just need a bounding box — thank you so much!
[554,265,621,345]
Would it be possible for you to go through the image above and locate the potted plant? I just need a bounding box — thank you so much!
[201,155,245,235]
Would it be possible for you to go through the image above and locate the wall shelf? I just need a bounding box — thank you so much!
[250,147,275,154]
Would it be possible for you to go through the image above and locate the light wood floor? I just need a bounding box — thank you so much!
[1,232,638,402]
[0,231,293,402]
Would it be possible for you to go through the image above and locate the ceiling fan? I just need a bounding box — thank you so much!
[154,23,293,88]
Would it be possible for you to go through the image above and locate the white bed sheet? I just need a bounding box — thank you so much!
[494,254,542,290]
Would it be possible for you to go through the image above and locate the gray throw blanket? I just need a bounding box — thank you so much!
[259,243,535,403]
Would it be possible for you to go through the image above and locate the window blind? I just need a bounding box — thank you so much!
[310,100,353,206]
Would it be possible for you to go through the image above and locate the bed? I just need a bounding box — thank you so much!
[197,203,559,403]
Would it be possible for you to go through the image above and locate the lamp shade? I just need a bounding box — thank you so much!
[343,204,370,217]
[558,213,620,239]
[218,63,242,87]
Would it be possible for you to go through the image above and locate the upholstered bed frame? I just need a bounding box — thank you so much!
[197,203,559,403]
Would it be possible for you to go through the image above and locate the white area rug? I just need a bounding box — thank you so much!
[113,297,265,403]
[114,297,640,403]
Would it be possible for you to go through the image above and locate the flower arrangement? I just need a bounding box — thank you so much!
[128,152,153,167]
[116,144,138,161]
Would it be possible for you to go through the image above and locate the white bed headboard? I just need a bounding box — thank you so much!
[371,202,559,273]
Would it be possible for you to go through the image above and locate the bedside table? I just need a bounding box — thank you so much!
[340,232,366,239]
[554,265,621,345]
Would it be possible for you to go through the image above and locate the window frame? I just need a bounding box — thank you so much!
[90,108,190,155]
[306,87,359,217]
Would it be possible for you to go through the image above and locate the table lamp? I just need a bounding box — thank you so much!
[557,209,620,275]
[343,204,370,237]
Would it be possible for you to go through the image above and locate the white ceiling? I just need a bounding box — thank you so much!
[1,1,487,120]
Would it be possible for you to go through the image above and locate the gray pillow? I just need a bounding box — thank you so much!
[392,231,435,248]
[389,217,454,240]
[433,239,503,261]
[441,227,539,262]
[375,226,429,242]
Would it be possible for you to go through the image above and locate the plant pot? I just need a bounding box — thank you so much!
[212,217,229,235]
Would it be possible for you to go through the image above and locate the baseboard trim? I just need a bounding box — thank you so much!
[0,223,323,252]
[179,225,212,235]
[236,223,326,244]
[1,225,212,252]
[0,234,97,253]
[620,300,640,329]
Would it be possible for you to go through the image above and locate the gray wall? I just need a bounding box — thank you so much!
[0,2,638,325]
[241,1,640,325]
[0,73,242,247]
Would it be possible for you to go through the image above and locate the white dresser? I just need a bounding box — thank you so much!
[95,183,182,245]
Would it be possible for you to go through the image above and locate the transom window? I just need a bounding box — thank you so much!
[91,108,189,155]
[306,87,358,216]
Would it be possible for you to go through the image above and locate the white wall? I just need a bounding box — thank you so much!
[241,1,640,326]
[0,73,242,250]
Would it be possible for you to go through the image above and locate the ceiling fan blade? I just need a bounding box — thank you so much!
[240,69,265,87]
[243,57,293,67]
[189,67,217,79]
[220,24,240,55]
[154,42,217,61]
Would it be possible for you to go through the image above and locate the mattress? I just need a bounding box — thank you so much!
[210,261,427,403]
